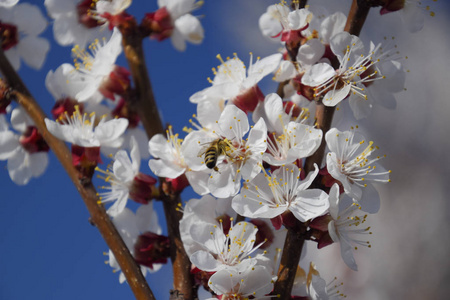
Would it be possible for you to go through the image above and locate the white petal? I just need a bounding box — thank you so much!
[95,118,128,146]
[148,158,185,178]
[136,202,161,234]
[190,251,221,272]
[208,164,240,198]
[0,131,19,160]
[297,39,325,67]
[7,149,31,185]
[13,3,47,35]
[322,84,351,107]
[29,152,48,177]
[10,107,33,132]
[301,62,335,87]
[174,14,204,45]
[290,189,329,222]
[170,28,187,52]
[218,105,249,141]
[319,12,346,44]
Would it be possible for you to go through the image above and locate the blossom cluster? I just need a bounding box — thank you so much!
[0,0,433,299]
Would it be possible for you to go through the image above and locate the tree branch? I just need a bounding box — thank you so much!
[0,49,155,300]
[119,23,196,299]
[273,1,372,297]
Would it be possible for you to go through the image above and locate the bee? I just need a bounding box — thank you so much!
[200,138,230,170]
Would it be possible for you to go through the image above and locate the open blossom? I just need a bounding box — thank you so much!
[189,221,264,273]
[179,195,236,257]
[325,128,390,201]
[327,184,373,271]
[207,265,275,300]
[190,53,282,113]
[143,0,204,51]
[107,203,164,283]
[380,0,436,33]
[44,0,111,47]
[292,261,346,299]
[259,4,312,44]
[184,105,267,198]
[0,3,49,70]
[97,137,157,217]
[0,0,17,7]
[302,32,387,107]
[253,94,322,166]
[44,106,128,148]
[232,163,329,228]
[0,108,49,185]
[68,27,130,101]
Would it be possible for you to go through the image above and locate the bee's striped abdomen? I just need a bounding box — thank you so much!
[205,147,218,169]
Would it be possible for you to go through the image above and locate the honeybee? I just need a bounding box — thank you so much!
[200,138,230,170]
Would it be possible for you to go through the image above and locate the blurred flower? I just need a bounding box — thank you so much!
[0,3,49,70]
[0,107,49,185]
[44,0,110,47]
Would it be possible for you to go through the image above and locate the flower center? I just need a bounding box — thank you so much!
[0,21,19,50]
[77,0,102,29]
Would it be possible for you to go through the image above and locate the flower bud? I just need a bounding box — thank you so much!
[19,126,49,154]
[129,173,158,204]
[142,8,174,41]
[134,231,170,269]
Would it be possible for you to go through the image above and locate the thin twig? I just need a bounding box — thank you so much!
[0,49,155,300]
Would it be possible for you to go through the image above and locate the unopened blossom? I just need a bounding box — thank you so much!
[0,3,49,70]
[184,105,267,198]
[327,184,373,271]
[325,128,390,202]
[0,107,49,185]
[207,265,275,300]
[189,221,264,273]
[232,163,329,227]
[302,32,387,107]
[44,0,111,47]
[143,0,204,51]
[107,204,164,283]
[190,53,282,113]
[44,106,128,148]
[69,28,129,101]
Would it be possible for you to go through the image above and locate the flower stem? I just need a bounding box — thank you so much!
[0,49,155,300]
[119,22,196,299]
[273,1,372,297]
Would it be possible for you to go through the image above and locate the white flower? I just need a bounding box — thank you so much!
[45,63,103,104]
[156,0,204,51]
[69,27,123,101]
[0,108,48,185]
[232,163,329,223]
[190,53,282,113]
[45,106,128,148]
[44,0,111,47]
[327,184,373,271]
[97,137,141,217]
[179,195,236,257]
[325,128,390,201]
[184,105,267,198]
[189,221,263,273]
[302,32,387,107]
[208,265,275,299]
[258,4,312,43]
[107,204,163,283]
[95,0,131,16]
[0,0,18,8]
[293,262,346,299]
[0,3,49,70]
[148,125,187,178]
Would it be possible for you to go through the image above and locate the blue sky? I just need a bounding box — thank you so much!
[1,1,450,299]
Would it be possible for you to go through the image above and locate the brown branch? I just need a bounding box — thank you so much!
[119,23,196,299]
[273,1,372,298]
[0,50,155,300]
